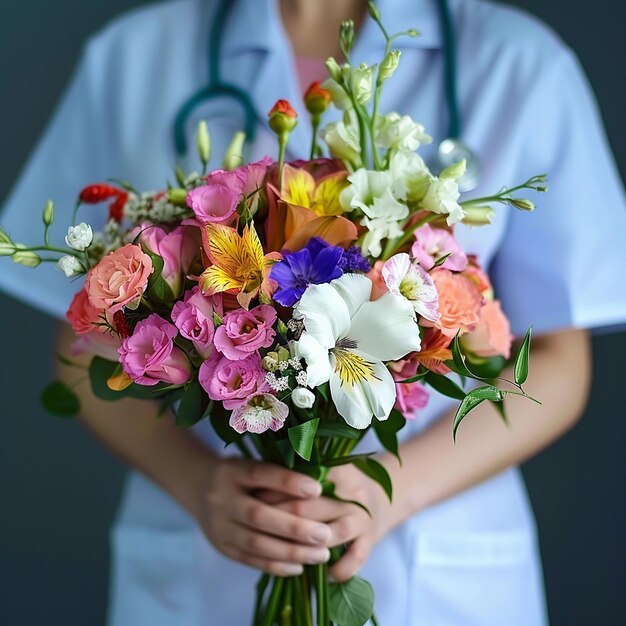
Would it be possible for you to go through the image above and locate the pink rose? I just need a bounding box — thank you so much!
[430,269,482,338]
[394,382,429,420]
[86,244,153,314]
[171,287,222,358]
[199,352,268,409]
[137,224,201,296]
[118,314,191,386]
[66,288,102,334]
[214,304,277,361]
[461,300,513,359]
[411,224,467,272]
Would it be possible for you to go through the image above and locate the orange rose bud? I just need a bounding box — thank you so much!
[304,81,332,116]
[268,99,298,135]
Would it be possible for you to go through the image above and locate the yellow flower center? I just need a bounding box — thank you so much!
[332,347,376,386]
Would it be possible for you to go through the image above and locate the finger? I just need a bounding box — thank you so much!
[254,489,291,505]
[329,536,371,583]
[237,461,322,498]
[221,545,304,578]
[327,513,363,547]
[277,496,355,523]
[233,495,332,545]
[227,524,331,566]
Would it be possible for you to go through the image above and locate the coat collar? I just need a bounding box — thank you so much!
[218,0,444,158]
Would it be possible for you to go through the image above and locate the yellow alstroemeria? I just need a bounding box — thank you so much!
[199,223,281,309]
[280,164,348,217]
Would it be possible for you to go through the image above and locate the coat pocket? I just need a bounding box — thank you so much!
[106,525,200,626]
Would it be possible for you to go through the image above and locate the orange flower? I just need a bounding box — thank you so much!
[431,269,482,338]
[304,81,332,115]
[268,99,298,134]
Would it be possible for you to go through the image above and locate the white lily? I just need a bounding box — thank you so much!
[294,274,421,429]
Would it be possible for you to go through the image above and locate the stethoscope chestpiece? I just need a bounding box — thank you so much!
[431,137,482,193]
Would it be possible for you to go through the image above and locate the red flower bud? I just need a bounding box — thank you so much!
[79,183,123,204]
[113,310,132,340]
[108,191,129,223]
[268,99,298,135]
[304,82,332,116]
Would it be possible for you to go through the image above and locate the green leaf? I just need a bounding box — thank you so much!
[450,334,483,379]
[453,385,504,441]
[173,379,207,427]
[40,381,80,418]
[373,409,405,462]
[424,372,466,400]
[396,366,429,384]
[463,355,508,380]
[288,418,320,461]
[329,576,375,626]
[142,247,176,303]
[432,251,452,268]
[317,422,361,440]
[353,458,393,502]
[275,438,296,468]
[490,398,509,425]
[324,453,375,467]
[514,327,532,385]
[317,382,330,402]
[209,405,241,446]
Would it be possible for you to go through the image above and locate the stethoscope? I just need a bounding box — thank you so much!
[173,0,481,192]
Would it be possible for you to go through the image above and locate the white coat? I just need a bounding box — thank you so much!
[2,0,626,624]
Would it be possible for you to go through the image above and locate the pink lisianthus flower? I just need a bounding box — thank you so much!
[86,244,153,314]
[461,300,513,359]
[214,304,277,361]
[229,393,289,434]
[429,269,482,338]
[171,287,222,359]
[382,253,439,322]
[136,224,201,297]
[118,314,191,386]
[394,382,429,420]
[199,352,268,409]
[411,223,467,271]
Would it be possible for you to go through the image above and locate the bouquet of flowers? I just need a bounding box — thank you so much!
[1,4,545,625]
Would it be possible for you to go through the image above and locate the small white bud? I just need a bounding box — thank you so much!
[196,120,211,166]
[223,131,246,170]
[65,223,93,251]
[292,387,315,409]
[12,245,41,267]
[42,200,54,227]
[379,50,401,83]
[325,57,342,82]
[440,159,467,181]
[510,198,535,211]
[461,205,495,226]
[57,255,84,277]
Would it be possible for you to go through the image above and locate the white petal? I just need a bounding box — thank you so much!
[296,282,350,348]
[295,332,333,387]
[382,253,411,295]
[349,292,421,361]
[329,274,372,321]
[330,356,396,429]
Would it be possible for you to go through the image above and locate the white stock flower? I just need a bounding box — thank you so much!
[292,387,315,409]
[421,176,466,225]
[345,63,375,105]
[294,274,421,429]
[321,77,353,110]
[319,117,362,167]
[375,113,432,152]
[340,169,409,257]
[382,253,439,321]
[65,222,93,251]
[389,150,431,204]
[58,255,84,277]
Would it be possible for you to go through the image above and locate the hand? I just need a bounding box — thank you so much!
[192,457,333,577]
[268,463,393,582]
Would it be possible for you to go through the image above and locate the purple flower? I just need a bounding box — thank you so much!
[338,245,371,273]
[270,237,343,307]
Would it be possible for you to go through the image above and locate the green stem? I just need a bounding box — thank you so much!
[15,244,81,257]
[254,574,271,626]
[280,578,294,626]
[310,118,320,161]
[261,577,285,626]
[370,612,381,626]
[301,570,314,626]
[277,134,288,189]
[314,564,329,625]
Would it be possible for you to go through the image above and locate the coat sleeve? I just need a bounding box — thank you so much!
[489,47,626,337]
[0,39,109,320]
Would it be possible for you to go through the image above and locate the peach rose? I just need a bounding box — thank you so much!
[462,300,513,359]
[462,261,493,299]
[87,244,153,313]
[431,269,482,338]
[366,261,389,301]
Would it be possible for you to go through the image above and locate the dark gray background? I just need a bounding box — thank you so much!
[0,1,624,625]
